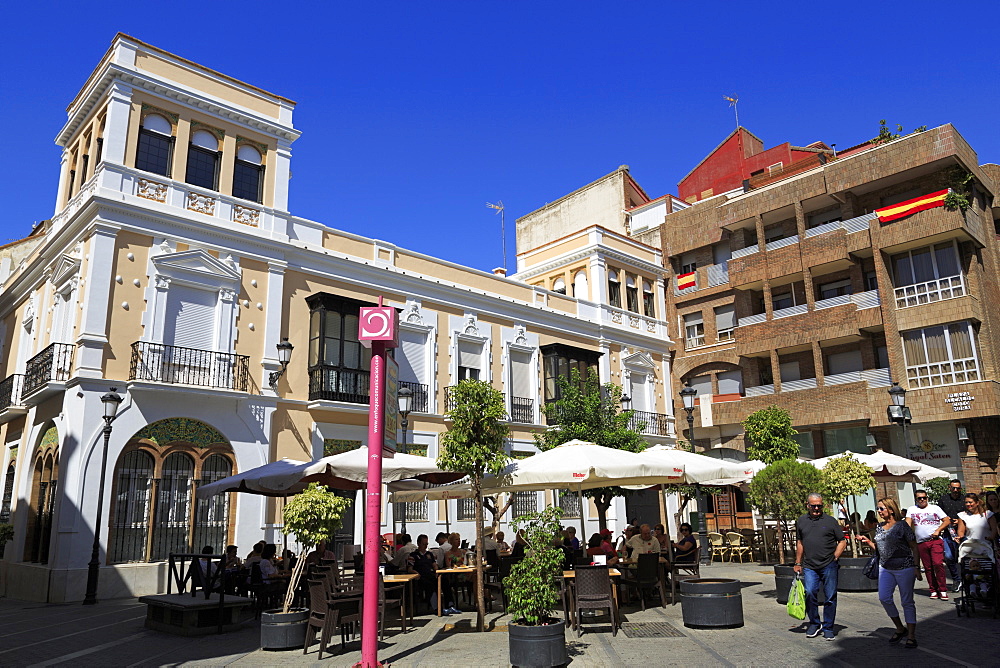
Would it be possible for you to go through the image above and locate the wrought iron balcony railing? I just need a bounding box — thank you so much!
[509,396,534,423]
[627,410,673,436]
[24,343,75,396]
[398,381,429,413]
[130,341,251,392]
[308,365,370,404]
[0,374,24,411]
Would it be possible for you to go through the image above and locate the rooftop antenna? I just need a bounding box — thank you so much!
[723,94,740,129]
[486,201,506,273]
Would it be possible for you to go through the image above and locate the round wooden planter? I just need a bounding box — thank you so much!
[260,608,309,650]
[774,564,797,604]
[508,618,568,668]
[680,578,744,629]
[837,558,878,592]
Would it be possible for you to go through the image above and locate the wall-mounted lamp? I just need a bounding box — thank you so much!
[268,338,294,389]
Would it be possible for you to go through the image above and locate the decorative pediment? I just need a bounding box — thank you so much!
[461,313,481,337]
[51,255,81,287]
[622,350,656,371]
[151,249,240,285]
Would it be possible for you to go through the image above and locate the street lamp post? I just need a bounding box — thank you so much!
[268,338,294,389]
[397,385,413,533]
[887,381,911,451]
[83,387,124,605]
[679,382,709,565]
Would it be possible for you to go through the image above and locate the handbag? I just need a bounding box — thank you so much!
[862,540,879,580]
[786,573,806,620]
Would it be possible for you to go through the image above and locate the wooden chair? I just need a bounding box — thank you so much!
[485,554,515,613]
[707,532,728,562]
[304,579,340,659]
[620,553,667,610]
[376,574,406,640]
[328,591,362,650]
[726,532,751,563]
[571,565,620,637]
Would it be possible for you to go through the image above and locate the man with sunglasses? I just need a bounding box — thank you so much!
[794,493,846,641]
[905,490,951,600]
[936,480,964,590]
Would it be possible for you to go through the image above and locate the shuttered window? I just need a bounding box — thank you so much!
[717,370,743,395]
[458,339,483,380]
[509,351,533,398]
[164,285,217,350]
[826,350,863,375]
[398,329,427,384]
[689,374,712,396]
[629,372,648,411]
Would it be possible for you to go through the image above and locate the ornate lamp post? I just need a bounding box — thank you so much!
[397,385,413,533]
[678,382,708,564]
[83,387,124,605]
[887,381,911,451]
[268,338,294,389]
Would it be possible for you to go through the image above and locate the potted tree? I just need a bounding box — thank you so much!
[820,453,877,591]
[748,459,827,604]
[260,483,350,650]
[504,506,567,668]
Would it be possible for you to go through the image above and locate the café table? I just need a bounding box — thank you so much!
[561,568,622,628]
[619,556,672,604]
[384,572,419,625]
[435,565,478,616]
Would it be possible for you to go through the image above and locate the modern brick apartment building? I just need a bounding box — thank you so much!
[631,124,1000,526]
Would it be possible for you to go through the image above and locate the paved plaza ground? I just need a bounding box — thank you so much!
[0,562,996,667]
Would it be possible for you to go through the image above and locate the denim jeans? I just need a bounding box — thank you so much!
[942,531,960,580]
[803,561,839,632]
[878,566,917,624]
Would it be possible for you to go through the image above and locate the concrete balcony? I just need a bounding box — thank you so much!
[674,262,730,297]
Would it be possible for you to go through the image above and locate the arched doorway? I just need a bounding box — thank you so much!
[24,425,59,563]
[108,418,234,563]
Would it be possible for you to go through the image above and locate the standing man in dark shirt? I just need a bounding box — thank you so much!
[936,479,964,589]
[794,493,847,641]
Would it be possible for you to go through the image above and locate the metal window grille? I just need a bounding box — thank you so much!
[398,381,429,413]
[559,491,581,519]
[110,450,154,563]
[511,491,537,518]
[150,453,193,561]
[0,374,23,410]
[509,396,533,423]
[394,501,428,522]
[192,455,231,553]
[457,498,477,521]
[0,463,14,523]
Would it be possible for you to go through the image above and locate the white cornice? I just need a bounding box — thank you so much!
[56,64,300,146]
[514,244,666,282]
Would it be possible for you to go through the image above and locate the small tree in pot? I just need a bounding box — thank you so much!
[504,506,567,668]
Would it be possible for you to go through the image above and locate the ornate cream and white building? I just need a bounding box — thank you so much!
[0,34,675,602]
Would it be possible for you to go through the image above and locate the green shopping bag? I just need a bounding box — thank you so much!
[787,573,806,620]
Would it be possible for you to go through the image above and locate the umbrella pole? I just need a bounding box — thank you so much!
[577,485,586,541]
[282,495,288,560]
[444,498,450,534]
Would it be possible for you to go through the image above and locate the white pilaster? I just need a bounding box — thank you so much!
[75,223,119,378]
[272,140,293,212]
[261,260,286,393]
[101,81,133,167]
[53,150,71,216]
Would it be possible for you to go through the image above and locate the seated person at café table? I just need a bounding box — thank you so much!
[245,540,265,565]
[390,533,417,574]
[305,539,336,566]
[672,523,697,563]
[224,544,242,569]
[617,525,637,558]
[511,530,527,559]
[654,524,670,550]
[563,526,580,550]
[257,543,284,582]
[625,524,661,557]
[407,534,440,610]
[586,533,619,565]
[496,531,510,552]
[479,526,501,553]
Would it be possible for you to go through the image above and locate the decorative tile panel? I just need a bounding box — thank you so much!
[131,417,228,448]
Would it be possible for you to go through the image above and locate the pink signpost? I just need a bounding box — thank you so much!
[356,298,398,668]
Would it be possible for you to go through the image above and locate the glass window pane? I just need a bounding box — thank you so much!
[924,326,948,363]
[185,146,218,190]
[135,130,172,177]
[233,161,263,203]
[902,331,927,366]
[910,248,935,283]
[934,243,959,277]
[947,323,974,359]
[892,253,913,287]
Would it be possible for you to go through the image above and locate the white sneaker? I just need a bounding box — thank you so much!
[930,591,939,599]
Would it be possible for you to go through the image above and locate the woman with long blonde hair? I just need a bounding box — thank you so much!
[857,497,922,648]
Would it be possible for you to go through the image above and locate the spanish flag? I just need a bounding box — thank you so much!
[677,271,697,290]
[875,189,949,223]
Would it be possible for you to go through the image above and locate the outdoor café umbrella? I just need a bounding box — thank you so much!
[195,458,312,498]
[808,448,949,483]
[389,439,686,537]
[639,445,755,484]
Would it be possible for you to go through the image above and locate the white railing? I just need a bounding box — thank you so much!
[707,262,729,287]
[805,220,843,238]
[842,212,876,234]
[814,294,852,310]
[732,244,760,259]
[686,336,706,348]
[766,235,799,251]
[773,304,808,319]
[781,378,817,392]
[738,313,767,326]
[860,368,892,387]
[745,384,775,396]
[852,290,881,309]
[824,370,862,386]
[894,275,964,309]
[600,304,664,336]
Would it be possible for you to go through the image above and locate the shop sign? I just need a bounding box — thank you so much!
[907,438,957,466]
[945,392,974,411]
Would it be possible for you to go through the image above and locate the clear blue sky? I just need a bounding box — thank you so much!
[2,1,998,272]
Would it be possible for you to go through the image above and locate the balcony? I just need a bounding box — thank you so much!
[626,410,673,436]
[804,212,876,239]
[894,275,964,309]
[309,365,370,404]
[731,244,760,259]
[0,375,25,423]
[23,343,75,398]
[744,367,892,397]
[130,342,251,392]
[399,381,429,413]
[781,378,818,392]
[738,313,767,327]
[745,384,775,396]
[674,262,730,296]
[766,235,799,251]
[773,304,808,319]
[600,304,665,336]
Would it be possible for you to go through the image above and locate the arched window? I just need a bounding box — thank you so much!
[233,144,264,203]
[552,278,566,295]
[109,450,154,563]
[108,424,235,564]
[625,275,639,313]
[185,129,220,190]
[135,114,174,177]
[573,271,589,300]
[27,452,57,563]
[607,270,621,308]
[642,280,655,317]
[0,461,15,523]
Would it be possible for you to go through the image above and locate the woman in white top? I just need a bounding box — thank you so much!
[955,493,996,560]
